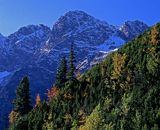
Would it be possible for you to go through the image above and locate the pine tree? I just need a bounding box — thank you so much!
[13,76,32,115]
[55,56,67,88]
[68,43,76,81]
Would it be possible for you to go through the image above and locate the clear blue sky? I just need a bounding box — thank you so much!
[0,0,159,36]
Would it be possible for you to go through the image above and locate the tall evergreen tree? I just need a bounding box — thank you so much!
[68,43,76,81]
[13,76,32,115]
[55,56,67,88]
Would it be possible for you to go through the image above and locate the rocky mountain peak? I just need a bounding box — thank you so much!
[54,10,99,28]
[53,10,114,32]
[48,10,116,46]
[119,20,148,41]
[10,24,50,36]
[0,24,51,72]
[8,24,51,44]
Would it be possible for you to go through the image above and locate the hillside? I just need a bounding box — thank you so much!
[80,23,160,130]
[8,22,160,130]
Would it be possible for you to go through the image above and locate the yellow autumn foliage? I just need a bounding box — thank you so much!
[151,25,160,45]
[79,104,102,130]
[111,53,127,80]
[8,111,19,124]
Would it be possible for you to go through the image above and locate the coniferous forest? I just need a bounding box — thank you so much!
[8,23,160,130]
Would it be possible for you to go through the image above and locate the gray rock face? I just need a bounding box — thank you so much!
[0,10,148,129]
[10,24,51,70]
[119,20,148,41]
[49,11,115,46]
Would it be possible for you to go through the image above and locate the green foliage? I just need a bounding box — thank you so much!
[68,43,76,81]
[9,115,28,130]
[9,77,32,129]
[55,56,67,88]
[80,104,102,130]
[13,77,32,115]
[28,102,49,130]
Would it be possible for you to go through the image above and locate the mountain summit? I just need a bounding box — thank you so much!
[48,10,115,46]
[119,20,148,41]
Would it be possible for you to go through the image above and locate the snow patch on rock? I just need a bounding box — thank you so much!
[0,71,10,83]
[96,35,125,53]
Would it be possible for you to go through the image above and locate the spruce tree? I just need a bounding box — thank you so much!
[14,76,32,115]
[55,56,67,88]
[68,43,76,81]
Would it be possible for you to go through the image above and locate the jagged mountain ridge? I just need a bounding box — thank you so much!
[48,11,116,46]
[35,11,148,72]
[0,10,148,129]
[119,20,149,41]
[0,11,148,72]
[0,24,51,71]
